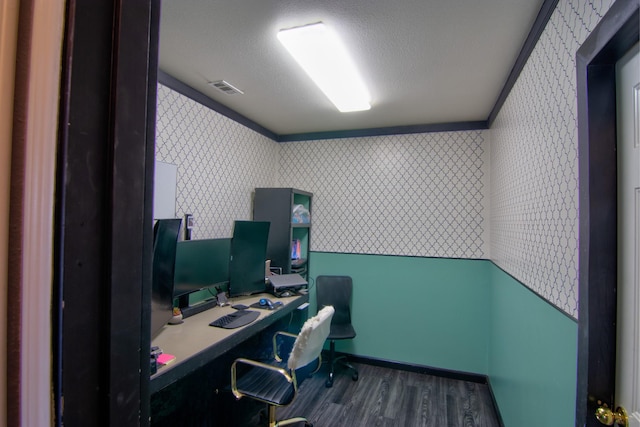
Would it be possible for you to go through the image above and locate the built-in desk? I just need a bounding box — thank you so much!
[150,292,309,394]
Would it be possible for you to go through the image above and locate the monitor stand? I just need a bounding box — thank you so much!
[178,296,218,319]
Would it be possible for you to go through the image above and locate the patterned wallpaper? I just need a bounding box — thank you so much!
[155,84,279,239]
[278,132,490,259]
[155,0,615,319]
[155,82,490,258]
[490,0,614,318]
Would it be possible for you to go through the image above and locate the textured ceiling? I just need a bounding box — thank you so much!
[159,0,545,136]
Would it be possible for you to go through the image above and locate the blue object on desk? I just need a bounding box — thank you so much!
[260,298,273,308]
[254,298,283,310]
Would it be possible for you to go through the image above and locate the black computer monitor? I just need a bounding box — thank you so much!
[150,218,181,339]
[228,220,270,297]
[173,238,231,298]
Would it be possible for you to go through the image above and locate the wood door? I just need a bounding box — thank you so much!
[576,2,639,426]
[616,41,640,426]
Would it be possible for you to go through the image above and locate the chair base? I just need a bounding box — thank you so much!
[265,405,313,427]
[325,341,359,388]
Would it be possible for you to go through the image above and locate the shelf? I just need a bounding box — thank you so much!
[253,187,312,278]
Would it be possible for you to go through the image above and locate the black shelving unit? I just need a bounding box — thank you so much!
[253,188,312,279]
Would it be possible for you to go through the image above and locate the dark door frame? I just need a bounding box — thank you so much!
[54,1,160,425]
[576,0,639,425]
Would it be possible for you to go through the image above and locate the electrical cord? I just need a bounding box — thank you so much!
[306,276,316,292]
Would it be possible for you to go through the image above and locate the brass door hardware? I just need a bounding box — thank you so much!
[595,404,628,426]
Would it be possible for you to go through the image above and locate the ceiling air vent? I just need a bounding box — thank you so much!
[208,80,244,95]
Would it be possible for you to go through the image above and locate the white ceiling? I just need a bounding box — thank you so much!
[159,0,545,136]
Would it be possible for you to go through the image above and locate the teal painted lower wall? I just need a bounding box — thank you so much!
[308,252,490,375]
[487,263,578,427]
[309,252,578,427]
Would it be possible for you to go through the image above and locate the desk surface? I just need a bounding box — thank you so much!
[150,292,308,393]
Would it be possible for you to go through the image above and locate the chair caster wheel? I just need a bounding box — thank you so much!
[325,379,333,388]
[352,373,359,381]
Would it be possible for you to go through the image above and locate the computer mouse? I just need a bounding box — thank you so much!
[280,290,292,297]
[259,298,274,308]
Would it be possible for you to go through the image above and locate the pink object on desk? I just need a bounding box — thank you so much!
[157,353,176,366]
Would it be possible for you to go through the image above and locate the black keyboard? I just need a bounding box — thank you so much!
[209,310,260,329]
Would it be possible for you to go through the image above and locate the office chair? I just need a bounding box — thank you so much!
[316,275,359,388]
[231,305,334,427]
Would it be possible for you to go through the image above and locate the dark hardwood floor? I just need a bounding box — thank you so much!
[272,362,502,427]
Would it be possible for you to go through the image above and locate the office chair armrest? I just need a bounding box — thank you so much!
[272,331,297,362]
[231,357,293,400]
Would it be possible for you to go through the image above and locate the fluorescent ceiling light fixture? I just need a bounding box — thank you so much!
[277,22,371,113]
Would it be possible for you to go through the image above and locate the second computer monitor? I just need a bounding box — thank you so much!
[228,220,270,297]
[173,237,231,298]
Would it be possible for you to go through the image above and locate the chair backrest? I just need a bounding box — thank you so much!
[316,275,353,326]
[287,305,334,370]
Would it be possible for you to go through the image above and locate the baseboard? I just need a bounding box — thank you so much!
[324,351,488,384]
[485,377,506,427]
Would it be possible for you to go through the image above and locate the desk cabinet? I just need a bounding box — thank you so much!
[253,188,312,278]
